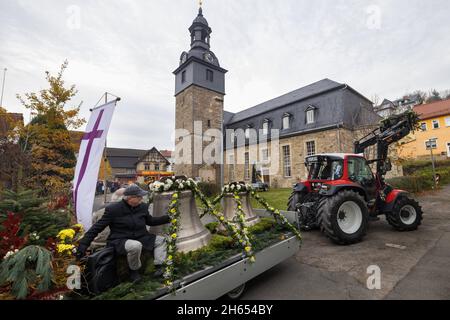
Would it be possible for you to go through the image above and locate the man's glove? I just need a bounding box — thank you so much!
[76,244,88,261]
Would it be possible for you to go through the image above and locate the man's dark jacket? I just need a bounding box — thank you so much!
[80,200,170,255]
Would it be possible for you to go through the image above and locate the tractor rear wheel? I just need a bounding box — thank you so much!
[287,192,301,212]
[318,190,369,245]
[386,197,423,231]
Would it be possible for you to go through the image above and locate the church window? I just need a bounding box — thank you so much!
[283,114,291,130]
[282,145,292,177]
[228,154,235,182]
[244,152,250,180]
[207,119,211,128]
[206,69,214,82]
[261,148,269,162]
[182,71,186,83]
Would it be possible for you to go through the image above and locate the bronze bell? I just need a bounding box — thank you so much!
[221,192,260,227]
[150,190,211,253]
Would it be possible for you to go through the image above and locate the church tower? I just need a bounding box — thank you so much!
[173,6,227,184]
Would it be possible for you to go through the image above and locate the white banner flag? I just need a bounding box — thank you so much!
[73,100,117,230]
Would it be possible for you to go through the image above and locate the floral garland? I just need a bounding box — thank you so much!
[162,191,181,290]
[250,190,302,241]
[191,183,255,263]
[150,177,254,289]
[232,192,255,261]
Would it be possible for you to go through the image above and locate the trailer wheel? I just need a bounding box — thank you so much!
[386,197,423,231]
[317,190,369,245]
[225,283,246,300]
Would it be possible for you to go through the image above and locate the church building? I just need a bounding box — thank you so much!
[174,6,384,188]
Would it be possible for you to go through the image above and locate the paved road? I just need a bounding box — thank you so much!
[242,185,450,300]
[93,194,112,212]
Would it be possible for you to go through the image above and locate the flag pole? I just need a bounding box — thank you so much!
[104,92,108,205]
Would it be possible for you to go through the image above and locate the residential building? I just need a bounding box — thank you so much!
[399,99,450,159]
[374,94,423,118]
[135,147,172,184]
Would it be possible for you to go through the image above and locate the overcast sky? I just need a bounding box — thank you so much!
[1,0,449,150]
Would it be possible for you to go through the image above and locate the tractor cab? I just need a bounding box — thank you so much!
[304,153,377,195]
[306,154,345,181]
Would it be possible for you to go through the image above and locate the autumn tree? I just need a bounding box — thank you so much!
[16,61,85,196]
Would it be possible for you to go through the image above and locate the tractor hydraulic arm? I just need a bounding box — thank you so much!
[354,111,420,179]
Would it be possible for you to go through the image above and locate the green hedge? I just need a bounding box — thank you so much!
[387,166,450,193]
[402,159,450,176]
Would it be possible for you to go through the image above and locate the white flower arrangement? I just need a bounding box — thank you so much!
[149,177,198,193]
[30,232,40,241]
[222,182,253,193]
[3,249,19,260]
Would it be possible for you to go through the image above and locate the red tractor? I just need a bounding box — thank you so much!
[288,112,423,245]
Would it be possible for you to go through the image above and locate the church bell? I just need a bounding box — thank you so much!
[151,190,211,253]
[221,192,260,228]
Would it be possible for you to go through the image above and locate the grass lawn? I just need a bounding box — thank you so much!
[196,188,293,211]
[250,188,293,210]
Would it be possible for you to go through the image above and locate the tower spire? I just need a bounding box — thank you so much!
[198,0,203,15]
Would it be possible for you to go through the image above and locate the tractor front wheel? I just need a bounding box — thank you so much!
[318,190,369,245]
[386,197,423,231]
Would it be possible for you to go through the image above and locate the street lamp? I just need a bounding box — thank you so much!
[426,138,438,189]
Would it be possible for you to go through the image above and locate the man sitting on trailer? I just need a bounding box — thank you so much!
[76,184,170,283]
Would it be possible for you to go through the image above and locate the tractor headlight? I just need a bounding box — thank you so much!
[321,184,331,191]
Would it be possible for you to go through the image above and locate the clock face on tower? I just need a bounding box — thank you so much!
[180,52,188,65]
[204,52,214,64]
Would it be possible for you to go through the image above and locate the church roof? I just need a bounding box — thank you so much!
[223,111,235,125]
[225,79,362,124]
[192,8,209,26]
